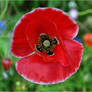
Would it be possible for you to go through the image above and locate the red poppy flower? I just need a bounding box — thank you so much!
[83,33,92,47]
[11,8,83,84]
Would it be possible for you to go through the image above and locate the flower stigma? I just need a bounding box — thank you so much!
[43,40,50,47]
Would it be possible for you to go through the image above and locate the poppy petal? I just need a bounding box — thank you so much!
[42,8,78,40]
[25,17,58,49]
[28,8,78,40]
[37,39,83,67]
[11,18,33,57]
[63,40,83,69]
[16,46,82,85]
[45,8,78,39]
[16,54,64,84]
[37,44,70,66]
[11,8,78,54]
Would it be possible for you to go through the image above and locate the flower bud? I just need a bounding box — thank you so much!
[2,58,12,71]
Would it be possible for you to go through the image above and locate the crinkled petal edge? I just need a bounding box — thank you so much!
[28,7,79,39]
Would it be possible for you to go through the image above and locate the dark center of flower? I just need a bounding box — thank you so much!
[36,34,58,56]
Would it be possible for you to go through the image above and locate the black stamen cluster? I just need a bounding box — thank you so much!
[36,34,58,56]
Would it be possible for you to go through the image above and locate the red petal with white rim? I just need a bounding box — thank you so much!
[11,17,33,57]
[16,54,70,84]
[16,39,83,84]
[25,8,78,40]
[42,8,78,39]
[11,8,78,57]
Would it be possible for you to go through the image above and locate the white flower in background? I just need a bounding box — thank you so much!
[69,9,78,19]
[84,74,89,82]
[68,1,77,8]
[3,72,8,80]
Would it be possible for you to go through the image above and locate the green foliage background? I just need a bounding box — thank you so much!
[0,0,92,91]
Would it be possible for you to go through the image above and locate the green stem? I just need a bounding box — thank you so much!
[0,0,8,20]
[78,9,92,16]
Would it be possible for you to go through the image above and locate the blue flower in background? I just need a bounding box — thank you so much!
[74,37,82,43]
[0,20,6,34]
